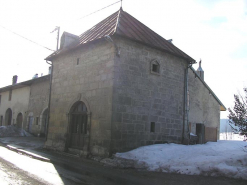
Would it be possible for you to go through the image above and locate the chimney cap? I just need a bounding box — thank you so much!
[12,75,18,85]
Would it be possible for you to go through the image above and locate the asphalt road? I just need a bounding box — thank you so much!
[0,144,246,185]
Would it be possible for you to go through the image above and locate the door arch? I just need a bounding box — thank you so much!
[16,113,23,128]
[68,101,89,150]
[5,108,12,125]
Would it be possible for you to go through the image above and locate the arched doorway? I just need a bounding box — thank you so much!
[69,101,89,150]
[40,108,48,137]
[5,108,12,125]
[16,113,23,128]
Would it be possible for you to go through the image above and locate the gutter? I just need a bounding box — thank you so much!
[182,63,192,144]
[45,61,53,141]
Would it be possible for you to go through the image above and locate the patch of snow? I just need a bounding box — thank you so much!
[115,141,247,180]
[0,125,32,137]
[190,133,197,136]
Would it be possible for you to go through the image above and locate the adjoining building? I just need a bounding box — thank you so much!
[43,8,226,157]
[0,75,50,136]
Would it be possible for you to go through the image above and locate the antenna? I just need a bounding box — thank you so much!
[51,26,60,51]
[121,0,122,8]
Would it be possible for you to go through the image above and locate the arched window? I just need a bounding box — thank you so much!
[150,59,160,74]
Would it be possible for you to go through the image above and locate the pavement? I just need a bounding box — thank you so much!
[0,136,50,162]
[1,136,247,185]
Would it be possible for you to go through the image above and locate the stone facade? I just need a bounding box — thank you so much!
[44,35,224,156]
[0,75,50,137]
[45,40,115,156]
[111,37,187,153]
[0,86,30,127]
[188,69,221,139]
[27,76,50,136]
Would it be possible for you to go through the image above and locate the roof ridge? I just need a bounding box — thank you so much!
[113,8,122,34]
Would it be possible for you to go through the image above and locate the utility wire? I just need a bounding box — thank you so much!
[0,24,55,52]
[78,0,121,20]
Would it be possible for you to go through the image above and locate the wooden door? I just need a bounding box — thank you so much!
[70,114,87,149]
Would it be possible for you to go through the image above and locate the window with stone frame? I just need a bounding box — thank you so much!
[150,59,160,74]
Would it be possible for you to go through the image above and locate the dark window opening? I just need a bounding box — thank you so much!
[0,116,3,126]
[36,117,39,125]
[9,90,12,101]
[152,64,159,73]
[77,58,80,65]
[150,122,155,132]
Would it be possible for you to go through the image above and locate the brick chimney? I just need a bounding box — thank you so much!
[12,75,18,85]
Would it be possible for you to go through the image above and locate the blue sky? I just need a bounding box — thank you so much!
[0,0,246,119]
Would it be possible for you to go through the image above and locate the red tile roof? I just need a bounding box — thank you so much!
[46,8,195,63]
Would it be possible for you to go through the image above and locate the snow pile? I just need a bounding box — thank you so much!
[115,141,247,179]
[0,125,32,137]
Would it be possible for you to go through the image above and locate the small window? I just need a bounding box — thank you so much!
[36,117,39,125]
[0,116,3,126]
[152,64,159,73]
[77,58,80,65]
[150,122,155,132]
[9,90,12,101]
[150,59,160,74]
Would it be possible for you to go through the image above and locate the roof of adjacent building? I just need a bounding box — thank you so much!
[46,8,195,63]
[190,67,226,111]
[0,75,50,93]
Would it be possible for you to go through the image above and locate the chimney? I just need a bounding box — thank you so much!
[48,66,52,74]
[12,75,18,85]
[196,60,204,80]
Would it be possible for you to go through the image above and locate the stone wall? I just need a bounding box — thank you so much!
[45,40,115,156]
[0,86,30,128]
[188,68,221,139]
[111,37,187,153]
[27,76,50,136]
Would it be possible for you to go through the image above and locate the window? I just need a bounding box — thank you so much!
[36,117,39,125]
[150,122,155,132]
[77,58,80,65]
[150,59,160,74]
[0,116,3,126]
[9,90,12,101]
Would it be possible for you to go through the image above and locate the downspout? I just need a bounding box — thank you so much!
[45,60,53,141]
[182,62,192,144]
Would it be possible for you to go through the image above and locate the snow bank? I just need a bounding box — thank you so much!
[0,125,32,137]
[115,141,247,179]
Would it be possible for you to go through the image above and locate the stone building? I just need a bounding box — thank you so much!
[0,75,50,136]
[44,8,226,157]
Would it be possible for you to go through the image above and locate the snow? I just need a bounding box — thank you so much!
[0,125,32,137]
[115,141,247,180]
